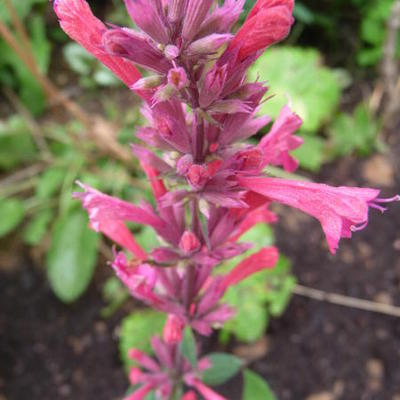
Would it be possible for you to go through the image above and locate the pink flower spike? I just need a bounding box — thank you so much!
[163,314,185,344]
[259,105,303,172]
[53,0,141,88]
[239,176,398,253]
[221,247,279,291]
[186,377,227,400]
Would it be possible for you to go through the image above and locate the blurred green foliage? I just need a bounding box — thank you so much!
[0,0,50,115]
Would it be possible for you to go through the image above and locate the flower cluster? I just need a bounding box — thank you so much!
[54,0,398,399]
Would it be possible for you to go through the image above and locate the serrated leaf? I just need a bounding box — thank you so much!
[243,370,276,400]
[23,209,53,245]
[0,198,25,238]
[180,327,197,368]
[202,353,243,386]
[119,311,166,371]
[249,47,341,133]
[36,167,66,199]
[46,209,99,303]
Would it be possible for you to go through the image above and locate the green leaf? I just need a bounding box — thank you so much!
[202,353,243,386]
[223,286,269,342]
[222,256,294,343]
[46,209,99,303]
[292,134,325,172]
[23,209,53,245]
[357,0,400,66]
[119,311,166,371]
[249,47,341,133]
[328,104,380,158]
[180,327,197,368]
[243,370,276,400]
[0,116,37,170]
[36,167,67,199]
[0,198,25,238]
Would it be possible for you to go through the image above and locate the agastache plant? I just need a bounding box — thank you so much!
[54,0,399,399]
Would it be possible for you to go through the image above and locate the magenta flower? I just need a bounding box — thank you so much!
[239,177,399,253]
[55,0,398,398]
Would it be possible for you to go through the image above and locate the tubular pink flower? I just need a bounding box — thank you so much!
[221,247,279,291]
[124,0,169,44]
[100,220,147,260]
[128,349,161,372]
[230,0,295,61]
[53,0,141,88]
[240,176,399,253]
[259,105,303,172]
[197,0,245,37]
[73,182,166,235]
[182,0,214,43]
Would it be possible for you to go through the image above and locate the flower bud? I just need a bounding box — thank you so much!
[235,148,263,171]
[163,314,185,344]
[164,44,180,60]
[186,33,232,56]
[130,75,163,91]
[186,164,210,190]
[179,231,201,254]
[177,154,194,175]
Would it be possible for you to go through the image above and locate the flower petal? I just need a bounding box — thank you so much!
[53,0,141,87]
[239,176,384,253]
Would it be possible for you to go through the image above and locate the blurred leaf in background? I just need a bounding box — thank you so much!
[0,198,25,238]
[327,103,381,158]
[0,116,37,170]
[357,0,398,66]
[46,208,99,303]
[0,0,51,115]
[63,43,121,88]
[249,47,341,133]
[119,311,166,372]
[220,223,295,343]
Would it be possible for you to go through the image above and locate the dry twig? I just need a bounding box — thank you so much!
[294,284,400,318]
